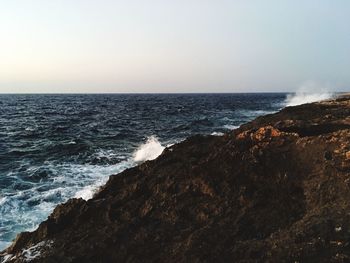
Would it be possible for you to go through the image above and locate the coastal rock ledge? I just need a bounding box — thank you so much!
[3,96,350,262]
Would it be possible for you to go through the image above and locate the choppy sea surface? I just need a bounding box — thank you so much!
[0,93,286,249]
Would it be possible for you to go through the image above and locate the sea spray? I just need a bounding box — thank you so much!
[133,136,165,162]
[285,81,334,106]
[285,92,334,107]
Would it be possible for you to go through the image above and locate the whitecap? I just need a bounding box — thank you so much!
[237,109,276,117]
[211,132,224,136]
[223,125,240,130]
[25,127,36,132]
[0,197,7,206]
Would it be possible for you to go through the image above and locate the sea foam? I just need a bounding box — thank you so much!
[73,160,133,201]
[0,159,134,251]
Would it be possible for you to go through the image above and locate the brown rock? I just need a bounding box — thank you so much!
[3,95,350,263]
[345,151,350,160]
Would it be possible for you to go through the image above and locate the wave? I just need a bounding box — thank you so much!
[0,160,133,250]
[0,136,168,250]
[73,136,167,199]
[73,160,133,200]
[237,109,277,117]
[0,93,289,250]
[223,125,240,130]
[133,136,165,162]
[211,132,224,136]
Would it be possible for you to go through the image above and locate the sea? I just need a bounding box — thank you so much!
[0,93,297,249]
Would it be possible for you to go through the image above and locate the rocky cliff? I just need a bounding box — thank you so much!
[2,96,350,262]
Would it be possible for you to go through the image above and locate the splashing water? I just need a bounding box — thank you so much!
[285,81,335,107]
[133,136,165,162]
[0,93,285,250]
[285,92,334,107]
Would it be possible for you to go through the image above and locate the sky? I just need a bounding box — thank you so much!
[0,0,349,93]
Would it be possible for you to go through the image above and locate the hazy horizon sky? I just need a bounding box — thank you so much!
[0,0,349,93]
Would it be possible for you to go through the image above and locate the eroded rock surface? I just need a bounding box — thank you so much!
[2,96,350,262]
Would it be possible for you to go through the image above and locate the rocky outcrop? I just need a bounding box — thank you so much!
[3,96,350,262]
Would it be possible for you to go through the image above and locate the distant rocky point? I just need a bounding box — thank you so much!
[2,95,350,262]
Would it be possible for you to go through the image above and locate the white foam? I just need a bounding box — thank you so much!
[1,254,15,263]
[0,241,53,263]
[0,197,7,206]
[133,136,165,162]
[74,185,96,200]
[238,109,276,117]
[0,138,169,248]
[223,125,239,130]
[93,149,118,159]
[25,127,36,132]
[211,132,224,136]
[71,161,132,201]
[21,240,53,262]
[0,159,134,248]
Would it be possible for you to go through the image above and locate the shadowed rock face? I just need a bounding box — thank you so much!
[2,96,350,262]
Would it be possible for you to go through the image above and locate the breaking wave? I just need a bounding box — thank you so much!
[0,93,286,250]
[133,136,165,162]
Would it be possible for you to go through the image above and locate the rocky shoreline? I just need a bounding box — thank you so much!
[2,96,350,262]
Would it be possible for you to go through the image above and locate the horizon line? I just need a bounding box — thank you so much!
[0,91,345,95]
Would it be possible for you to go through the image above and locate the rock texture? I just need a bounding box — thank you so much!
[3,96,350,262]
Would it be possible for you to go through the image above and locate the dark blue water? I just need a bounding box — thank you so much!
[0,93,286,249]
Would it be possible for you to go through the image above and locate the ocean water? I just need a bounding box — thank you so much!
[0,93,286,249]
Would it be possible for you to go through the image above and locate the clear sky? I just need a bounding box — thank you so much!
[0,0,349,93]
